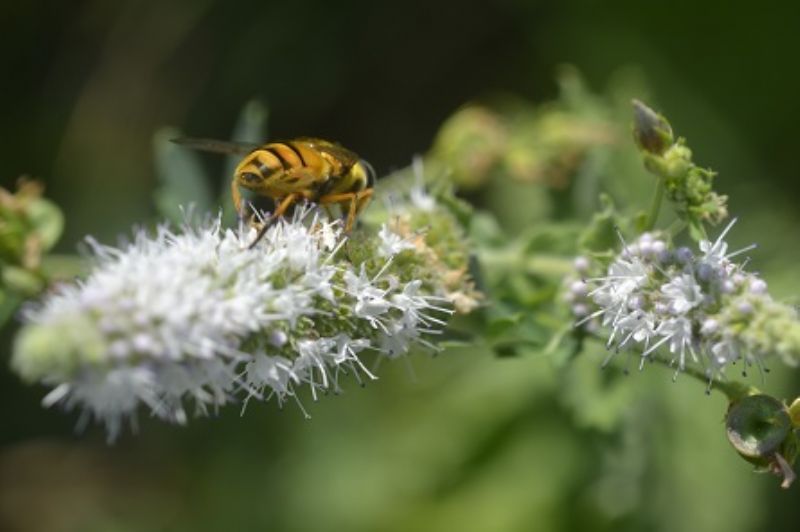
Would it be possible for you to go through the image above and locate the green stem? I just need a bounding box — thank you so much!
[478,249,574,278]
[644,177,665,231]
[666,219,687,238]
[652,354,755,401]
[585,334,754,401]
[40,254,89,279]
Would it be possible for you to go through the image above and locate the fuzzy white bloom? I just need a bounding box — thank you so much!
[12,207,453,440]
[377,225,416,257]
[409,155,437,212]
[660,274,703,315]
[576,219,800,380]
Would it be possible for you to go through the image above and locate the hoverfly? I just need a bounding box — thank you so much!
[173,137,375,247]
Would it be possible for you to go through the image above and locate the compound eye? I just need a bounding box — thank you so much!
[239,172,262,185]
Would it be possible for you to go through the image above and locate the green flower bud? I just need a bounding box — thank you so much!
[632,99,674,155]
[429,105,507,190]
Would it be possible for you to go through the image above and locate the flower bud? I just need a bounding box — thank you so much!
[632,100,674,155]
[430,105,506,189]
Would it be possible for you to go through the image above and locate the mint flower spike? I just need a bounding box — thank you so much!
[574,219,800,384]
[11,206,454,441]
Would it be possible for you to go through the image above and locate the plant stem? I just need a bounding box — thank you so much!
[644,177,665,231]
[666,219,687,238]
[585,334,754,401]
[651,354,754,401]
[478,249,574,278]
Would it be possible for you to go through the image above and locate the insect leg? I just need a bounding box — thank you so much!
[347,189,373,231]
[318,189,373,232]
[247,193,299,249]
[231,180,244,218]
[318,192,357,230]
[354,188,373,214]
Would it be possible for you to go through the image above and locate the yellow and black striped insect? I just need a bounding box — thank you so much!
[173,137,375,247]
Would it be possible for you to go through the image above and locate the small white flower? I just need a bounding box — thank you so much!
[710,337,740,367]
[378,320,421,358]
[700,318,719,336]
[409,156,437,212]
[245,353,295,400]
[589,254,650,313]
[652,316,695,369]
[612,310,656,351]
[409,186,436,212]
[293,337,337,396]
[345,267,392,324]
[749,278,767,294]
[377,225,416,257]
[573,256,590,274]
[569,280,588,298]
[661,273,703,315]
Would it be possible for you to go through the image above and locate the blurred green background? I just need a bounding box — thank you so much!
[2,1,800,531]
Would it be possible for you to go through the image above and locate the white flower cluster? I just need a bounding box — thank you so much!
[12,208,451,440]
[573,220,800,380]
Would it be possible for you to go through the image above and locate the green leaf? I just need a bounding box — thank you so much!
[0,289,22,329]
[687,217,707,242]
[486,313,523,338]
[435,186,475,229]
[578,194,623,252]
[518,223,582,255]
[153,127,214,224]
[2,265,43,296]
[491,341,523,358]
[468,212,504,247]
[221,100,269,226]
[544,323,583,367]
[559,346,634,432]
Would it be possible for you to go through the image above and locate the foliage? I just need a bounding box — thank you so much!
[0,180,63,326]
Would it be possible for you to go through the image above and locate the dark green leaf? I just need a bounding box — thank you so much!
[153,127,214,224]
[486,313,523,338]
[0,289,21,328]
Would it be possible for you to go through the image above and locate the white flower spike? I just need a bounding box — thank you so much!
[12,207,453,441]
[575,220,800,382]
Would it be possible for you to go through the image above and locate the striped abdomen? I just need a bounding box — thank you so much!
[234,138,366,199]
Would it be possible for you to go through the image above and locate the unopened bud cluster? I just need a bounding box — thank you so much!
[632,100,728,231]
[573,220,800,377]
[0,180,63,297]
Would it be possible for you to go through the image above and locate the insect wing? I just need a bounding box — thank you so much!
[295,137,360,168]
[170,137,260,155]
